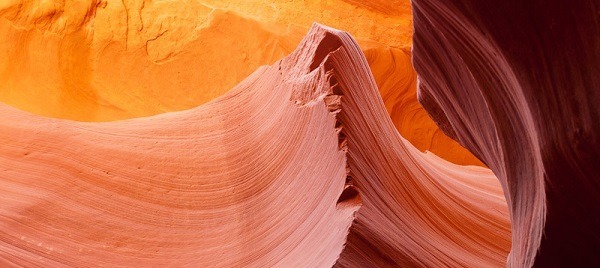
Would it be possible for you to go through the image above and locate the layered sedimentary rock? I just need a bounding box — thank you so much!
[412,0,600,266]
[0,0,481,166]
[0,24,510,267]
[302,26,510,268]
[0,25,363,267]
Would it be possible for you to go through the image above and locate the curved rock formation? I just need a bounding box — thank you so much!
[364,46,483,166]
[303,27,510,267]
[0,25,363,267]
[0,23,510,267]
[412,0,600,266]
[0,0,481,167]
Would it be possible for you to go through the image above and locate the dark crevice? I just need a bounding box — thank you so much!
[337,185,360,204]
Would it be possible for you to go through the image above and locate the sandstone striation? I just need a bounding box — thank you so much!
[412,0,600,266]
[0,23,510,267]
[6,0,594,266]
[0,25,363,267]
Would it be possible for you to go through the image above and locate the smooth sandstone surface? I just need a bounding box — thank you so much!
[0,0,481,166]
[0,24,510,267]
[412,0,600,266]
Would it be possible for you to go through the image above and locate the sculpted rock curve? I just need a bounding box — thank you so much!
[412,0,600,266]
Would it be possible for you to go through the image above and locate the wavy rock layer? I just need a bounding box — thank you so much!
[310,27,510,268]
[0,0,481,166]
[0,25,364,267]
[0,24,509,267]
[412,0,600,266]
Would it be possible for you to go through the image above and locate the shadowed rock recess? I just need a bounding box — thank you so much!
[412,0,600,266]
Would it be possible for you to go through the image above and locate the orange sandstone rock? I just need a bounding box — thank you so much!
[0,0,481,166]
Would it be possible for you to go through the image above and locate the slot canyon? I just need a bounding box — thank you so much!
[0,0,598,267]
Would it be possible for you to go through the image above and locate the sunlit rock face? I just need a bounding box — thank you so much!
[0,0,480,166]
[412,0,600,266]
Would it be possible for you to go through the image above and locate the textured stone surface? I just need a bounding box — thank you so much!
[0,0,481,166]
[0,24,510,267]
[0,25,361,267]
[7,0,594,266]
[412,0,600,266]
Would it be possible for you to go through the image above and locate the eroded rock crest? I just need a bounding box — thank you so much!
[0,23,511,267]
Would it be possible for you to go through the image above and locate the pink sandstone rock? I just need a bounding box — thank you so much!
[0,24,512,266]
